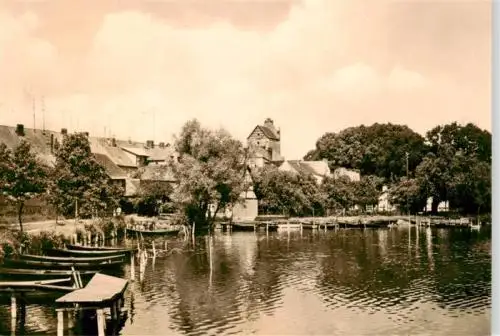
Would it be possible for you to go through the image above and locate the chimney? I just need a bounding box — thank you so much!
[159,142,165,148]
[264,118,274,128]
[146,140,154,148]
[61,128,67,135]
[50,134,54,153]
[112,138,116,147]
[15,124,25,136]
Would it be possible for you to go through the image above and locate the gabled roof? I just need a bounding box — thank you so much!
[247,125,279,141]
[93,153,127,179]
[0,125,60,167]
[281,160,331,178]
[104,146,136,167]
[121,146,149,157]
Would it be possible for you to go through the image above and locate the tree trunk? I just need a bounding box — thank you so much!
[18,201,25,233]
[431,198,439,215]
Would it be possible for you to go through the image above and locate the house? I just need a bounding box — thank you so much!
[247,118,284,167]
[278,159,331,184]
[231,167,258,221]
[136,163,177,192]
[377,186,397,212]
[332,167,361,182]
[92,153,127,195]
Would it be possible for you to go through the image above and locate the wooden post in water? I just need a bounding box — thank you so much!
[96,309,106,336]
[130,253,135,281]
[56,309,64,336]
[152,241,156,258]
[11,295,16,334]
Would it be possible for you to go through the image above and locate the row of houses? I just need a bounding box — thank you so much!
[0,124,176,198]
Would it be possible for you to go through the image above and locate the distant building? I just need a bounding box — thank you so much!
[278,159,331,184]
[247,118,284,168]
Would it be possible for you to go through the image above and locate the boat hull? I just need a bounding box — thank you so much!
[126,227,180,236]
[0,267,96,282]
[3,257,125,270]
[46,248,131,258]
[66,244,136,253]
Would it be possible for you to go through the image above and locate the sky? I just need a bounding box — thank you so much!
[0,0,491,159]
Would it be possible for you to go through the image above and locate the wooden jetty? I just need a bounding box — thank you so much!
[55,273,128,336]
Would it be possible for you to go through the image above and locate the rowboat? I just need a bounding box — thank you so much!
[0,267,97,281]
[19,253,126,263]
[46,248,132,258]
[126,227,181,236]
[0,277,74,303]
[66,244,136,253]
[3,257,125,270]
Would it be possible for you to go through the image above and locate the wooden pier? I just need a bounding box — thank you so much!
[55,273,128,336]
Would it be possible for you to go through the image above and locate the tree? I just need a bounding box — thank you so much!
[48,133,123,219]
[353,175,383,211]
[388,178,428,214]
[169,120,248,230]
[415,122,491,215]
[446,153,491,215]
[321,175,356,214]
[0,141,47,232]
[305,123,428,181]
[253,166,324,216]
[135,180,174,216]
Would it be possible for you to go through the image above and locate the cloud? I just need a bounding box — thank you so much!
[0,0,491,159]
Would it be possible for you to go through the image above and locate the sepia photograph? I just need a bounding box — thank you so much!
[0,0,494,335]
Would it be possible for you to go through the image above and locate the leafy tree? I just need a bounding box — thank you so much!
[388,178,428,214]
[0,141,47,232]
[321,175,356,213]
[252,166,317,216]
[305,123,427,181]
[135,180,174,217]
[353,175,384,211]
[169,120,248,230]
[426,122,491,163]
[48,133,123,219]
[446,153,491,215]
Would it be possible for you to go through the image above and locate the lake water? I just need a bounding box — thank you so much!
[0,226,492,335]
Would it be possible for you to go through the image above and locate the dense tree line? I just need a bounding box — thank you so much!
[304,122,491,216]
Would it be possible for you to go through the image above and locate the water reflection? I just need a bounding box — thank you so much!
[0,227,491,335]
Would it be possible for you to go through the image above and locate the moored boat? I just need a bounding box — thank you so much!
[46,248,132,258]
[126,227,180,236]
[66,244,136,253]
[0,267,97,281]
[0,277,74,303]
[18,253,126,263]
[3,256,125,270]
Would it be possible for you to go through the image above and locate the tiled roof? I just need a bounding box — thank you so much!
[247,125,279,141]
[0,125,60,167]
[103,146,136,167]
[280,160,332,178]
[121,146,149,157]
[93,153,127,179]
[146,147,176,161]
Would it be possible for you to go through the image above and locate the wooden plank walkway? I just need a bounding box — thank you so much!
[56,273,127,305]
[55,273,128,336]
